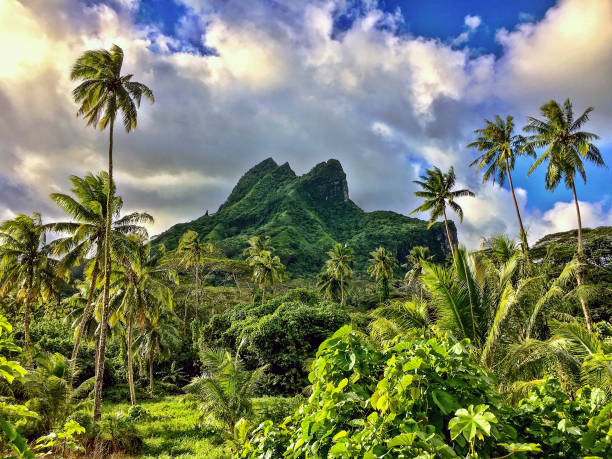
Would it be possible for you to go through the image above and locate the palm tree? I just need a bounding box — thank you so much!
[243,236,274,259]
[248,251,285,303]
[467,115,535,252]
[410,167,475,260]
[71,44,154,422]
[0,213,52,362]
[403,246,433,299]
[134,311,181,395]
[480,234,520,265]
[367,247,397,303]
[48,172,152,372]
[184,348,266,440]
[322,243,353,306]
[524,99,605,331]
[110,238,176,405]
[178,230,217,321]
[316,271,342,303]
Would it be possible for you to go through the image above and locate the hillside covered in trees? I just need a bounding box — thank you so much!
[1,26,611,459]
[154,158,455,276]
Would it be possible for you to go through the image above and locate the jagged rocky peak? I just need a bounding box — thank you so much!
[298,159,349,203]
[218,157,286,211]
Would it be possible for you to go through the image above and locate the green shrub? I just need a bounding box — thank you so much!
[202,289,350,395]
[239,326,612,458]
[507,379,611,457]
[253,396,304,424]
[96,414,143,455]
[126,404,153,422]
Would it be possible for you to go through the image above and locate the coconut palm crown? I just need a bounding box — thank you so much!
[467,115,535,252]
[410,166,474,260]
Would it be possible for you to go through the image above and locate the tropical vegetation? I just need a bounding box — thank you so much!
[0,44,609,458]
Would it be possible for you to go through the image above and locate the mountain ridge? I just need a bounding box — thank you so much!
[154,158,456,276]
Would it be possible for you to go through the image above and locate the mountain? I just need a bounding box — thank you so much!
[531,225,611,323]
[154,158,455,276]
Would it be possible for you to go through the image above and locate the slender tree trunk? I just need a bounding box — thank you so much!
[24,298,31,364]
[261,286,265,304]
[93,118,114,423]
[71,257,99,363]
[183,299,188,332]
[505,158,529,253]
[442,207,456,261]
[148,346,154,395]
[127,318,136,405]
[571,182,584,255]
[195,265,199,320]
[66,256,100,414]
[340,275,344,306]
[571,182,593,331]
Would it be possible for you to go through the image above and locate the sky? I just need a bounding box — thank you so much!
[1,0,611,248]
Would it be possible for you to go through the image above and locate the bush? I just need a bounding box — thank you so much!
[202,289,350,394]
[253,396,304,424]
[95,414,143,455]
[239,326,611,458]
[126,404,153,422]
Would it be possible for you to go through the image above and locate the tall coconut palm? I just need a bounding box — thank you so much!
[367,247,397,303]
[249,251,285,303]
[467,115,535,252]
[316,271,342,303]
[524,99,605,331]
[110,238,176,405]
[134,311,181,395]
[48,172,152,371]
[403,246,433,300]
[178,230,217,321]
[0,213,52,362]
[243,236,275,301]
[322,243,353,306]
[71,44,154,422]
[410,167,475,260]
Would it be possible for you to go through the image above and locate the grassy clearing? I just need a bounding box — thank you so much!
[104,395,231,458]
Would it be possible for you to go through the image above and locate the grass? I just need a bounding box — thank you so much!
[104,395,231,458]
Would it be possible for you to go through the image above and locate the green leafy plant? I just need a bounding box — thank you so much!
[34,419,85,458]
[0,315,37,459]
[448,404,498,457]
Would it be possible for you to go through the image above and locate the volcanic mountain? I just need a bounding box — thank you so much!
[154,158,456,276]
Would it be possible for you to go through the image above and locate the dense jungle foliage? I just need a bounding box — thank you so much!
[0,44,610,458]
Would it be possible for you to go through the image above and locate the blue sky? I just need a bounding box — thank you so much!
[1,0,611,246]
[125,0,608,214]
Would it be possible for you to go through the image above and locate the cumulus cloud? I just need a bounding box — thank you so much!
[452,14,482,46]
[528,201,612,242]
[0,0,611,247]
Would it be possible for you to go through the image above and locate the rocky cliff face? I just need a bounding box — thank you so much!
[154,158,456,276]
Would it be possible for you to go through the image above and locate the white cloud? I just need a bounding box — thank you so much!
[452,14,482,46]
[528,201,612,242]
[464,15,482,31]
[0,0,610,248]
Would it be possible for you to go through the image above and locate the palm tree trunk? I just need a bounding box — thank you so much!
[571,182,593,331]
[442,207,456,260]
[93,118,114,423]
[71,257,99,363]
[261,286,266,303]
[340,275,344,306]
[571,182,584,255]
[24,297,31,364]
[127,318,136,405]
[148,346,154,395]
[505,158,529,253]
[195,265,199,320]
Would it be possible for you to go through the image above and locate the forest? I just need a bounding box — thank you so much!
[0,44,610,459]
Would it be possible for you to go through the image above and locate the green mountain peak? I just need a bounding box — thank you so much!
[154,158,455,276]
